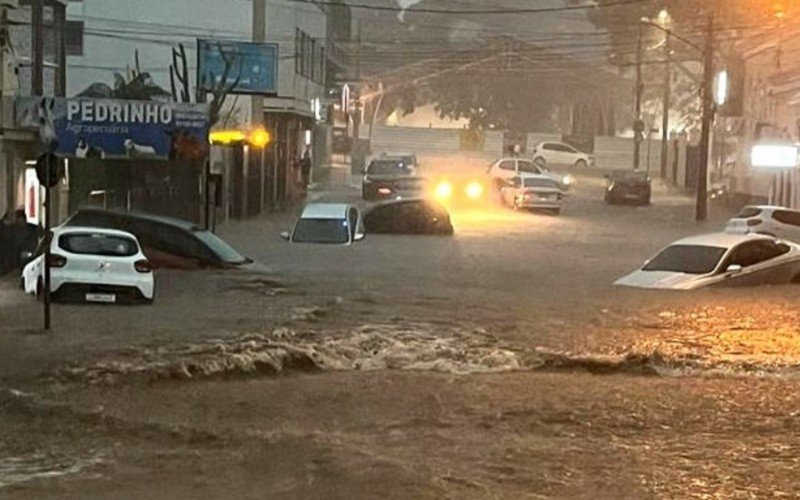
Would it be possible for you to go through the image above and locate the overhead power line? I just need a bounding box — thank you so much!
[285,0,650,15]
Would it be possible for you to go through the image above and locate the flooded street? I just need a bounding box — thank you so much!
[4,175,800,497]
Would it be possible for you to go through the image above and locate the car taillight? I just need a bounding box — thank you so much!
[47,254,67,268]
[747,219,762,226]
[134,259,153,273]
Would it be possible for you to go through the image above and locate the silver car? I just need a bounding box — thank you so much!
[500,174,564,214]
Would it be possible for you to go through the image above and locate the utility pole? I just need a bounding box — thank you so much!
[660,32,671,179]
[696,13,714,221]
[252,0,267,213]
[32,0,42,95]
[633,23,644,171]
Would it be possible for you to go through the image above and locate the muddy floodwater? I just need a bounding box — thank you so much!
[4,177,800,498]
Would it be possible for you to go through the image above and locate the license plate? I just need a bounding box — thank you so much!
[539,194,555,200]
[86,293,116,303]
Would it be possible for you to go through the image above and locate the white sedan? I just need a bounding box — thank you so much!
[615,232,800,290]
[21,226,154,304]
[487,157,574,190]
[500,174,564,214]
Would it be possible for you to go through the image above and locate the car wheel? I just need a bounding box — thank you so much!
[792,274,800,285]
[533,157,546,167]
[575,159,588,169]
[551,208,561,216]
[36,278,43,301]
[605,192,615,205]
[641,195,651,206]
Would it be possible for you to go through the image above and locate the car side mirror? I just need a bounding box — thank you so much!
[280,231,291,241]
[20,250,33,263]
[726,264,743,274]
[353,233,365,242]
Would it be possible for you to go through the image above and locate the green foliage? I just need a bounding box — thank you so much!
[426,74,559,132]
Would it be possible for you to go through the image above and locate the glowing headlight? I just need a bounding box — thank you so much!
[562,175,574,186]
[465,181,484,199]
[435,181,454,200]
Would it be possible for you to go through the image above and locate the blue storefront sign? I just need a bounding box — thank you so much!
[16,97,210,161]
[197,39,278,95]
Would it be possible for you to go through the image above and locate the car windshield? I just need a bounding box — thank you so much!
[523,177,558,189]
[293,218,350,244]
[193,230,249,264]
[368,160,410,175]
[643,244,727,274]
[59,233,138,257]
[734,207,763,218]
[518,161,542,174]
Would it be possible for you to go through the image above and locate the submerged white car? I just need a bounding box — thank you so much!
[281,203,364,245]
[615,232,800,290]
[21,226,154,303]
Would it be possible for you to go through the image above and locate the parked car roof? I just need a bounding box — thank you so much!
[54,225,138,239]
[68,207,199,231]
[673,232,774,248]
[301,203,350,219]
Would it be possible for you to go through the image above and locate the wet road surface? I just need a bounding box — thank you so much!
[3,173,800,497]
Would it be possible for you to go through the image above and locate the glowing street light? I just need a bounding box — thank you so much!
[247,128,271,149]
[209,127,272,148]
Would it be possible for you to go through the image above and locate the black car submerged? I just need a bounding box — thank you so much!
[604,170,651,206]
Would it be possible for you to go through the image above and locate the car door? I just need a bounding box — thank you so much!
[540,143,563,165]
[771,210,800,243]
[715,240,794,287]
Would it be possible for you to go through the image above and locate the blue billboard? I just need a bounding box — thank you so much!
[16,97,210,161]
[197,39,279,95]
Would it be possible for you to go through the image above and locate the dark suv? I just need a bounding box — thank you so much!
[362,157,424,201]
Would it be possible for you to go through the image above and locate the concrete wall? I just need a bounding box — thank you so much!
[365,125,505,174]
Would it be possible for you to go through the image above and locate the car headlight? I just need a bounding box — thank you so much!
[465,181,484,199]
[435,181,454,200]
[562,175,574,186]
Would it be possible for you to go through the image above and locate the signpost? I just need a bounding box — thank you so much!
[35,152,61,331]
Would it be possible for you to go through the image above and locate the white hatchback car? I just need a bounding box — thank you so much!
[531,142,593,169]
[724,205,800,243]
[21,226,154,304]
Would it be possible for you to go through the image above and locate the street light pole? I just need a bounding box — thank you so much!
[633,23,644,171]
[696,13,714,221]
[660,32,671,179]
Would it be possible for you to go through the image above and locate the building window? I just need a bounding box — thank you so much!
[65,20,83,56]
[294,28,324,84]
